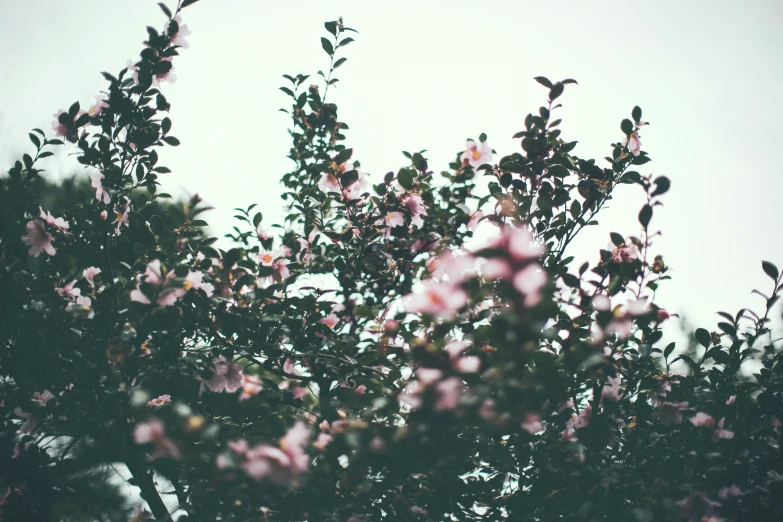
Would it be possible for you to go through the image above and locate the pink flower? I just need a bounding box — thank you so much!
[655,401,690,425]
[319,313,340,330]
[21,219,56,257]
[317,173,341,193]
[130,260,185,306]
[566,404,593,430]
[147,394,171,408]
[415,368,443,385]
[434,377,463,411]
[713,417,734,440]
[272,259,291,283]
[657,309,671,322]
[611,243,639,263]
[239,374,263,401]
[432,251,476,283]
[39,208,69,230]
[460,139,492,168]
[513,263,547,307]
[505,226,545,262]
[407,280,468,320]
[690,412,716,428]
[402,193,428,228]
[258,248,286,267]
[343,172,370,201]
[114,198,130,235]
[228,439,249,454]
[169,14,191,48]
[51,109,69,137]
[726,395,736,405]
[256,224,271,240]
[100,210,108,220]
[130,288,152,305]
[90,172,111,204]
[379,211,405,237]
[87,94,107,117]
[411,233,440,254]
[32,390,54,406]
[133,419,164,444]
[83,266,102,281]
[454,355,481,373]
[314,432,333,450]
[201,356,244,394]
[522,413,543,435]
[133,419,180,459]
[243,421,311,484]
[623,132,642,157]
[55,280,81,299]
[480,258,512,279]
[184,270,215,297]
[74,295,92,308]
[718,485,743,499]
[154,57,177,85]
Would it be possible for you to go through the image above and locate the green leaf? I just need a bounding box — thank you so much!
[549,83,564,101]
[161,136,180,146]
[321,37,334,56]
[181,0,201,8]
[664,342,676,360]
[570,199,581,218]
[398,169,414,190]
[650,176,670,197]
[610,232,625,247]
[561,273,580,288]
[341,170,359,187]
[695,328,711,348]
[619,171,641,184]
[762,261,780,281]
[534,76,552,88]
[324,21,338,36]
[632,155,651,165]
[621,119,634,136]
[28,133,41,149]
[638,204,653,229]
[632,105,642,123]
[548,165,569,177]
[338,37,354,47]
[158,2,172,18]
[333,57,348,69]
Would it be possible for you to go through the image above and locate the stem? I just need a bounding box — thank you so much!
[125,458,171,520]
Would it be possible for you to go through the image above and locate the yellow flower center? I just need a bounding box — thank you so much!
[471,150,481,160]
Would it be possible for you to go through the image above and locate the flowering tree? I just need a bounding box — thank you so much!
[1,3,782,521]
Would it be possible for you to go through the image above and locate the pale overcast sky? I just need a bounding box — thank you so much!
[1,0,782,343]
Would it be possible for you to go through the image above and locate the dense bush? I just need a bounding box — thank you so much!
[1,3,782,521]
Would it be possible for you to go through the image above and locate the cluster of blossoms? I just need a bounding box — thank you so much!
[20,208,68,257]
[407,223,547,319]
[217,422,311,485]
[53,266,101,311]
[133,419,180,460]
[130,259,214,306]
[258,247,291,284]
[317,159,370,201]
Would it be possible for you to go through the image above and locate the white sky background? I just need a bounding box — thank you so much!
[1,0,783,342]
